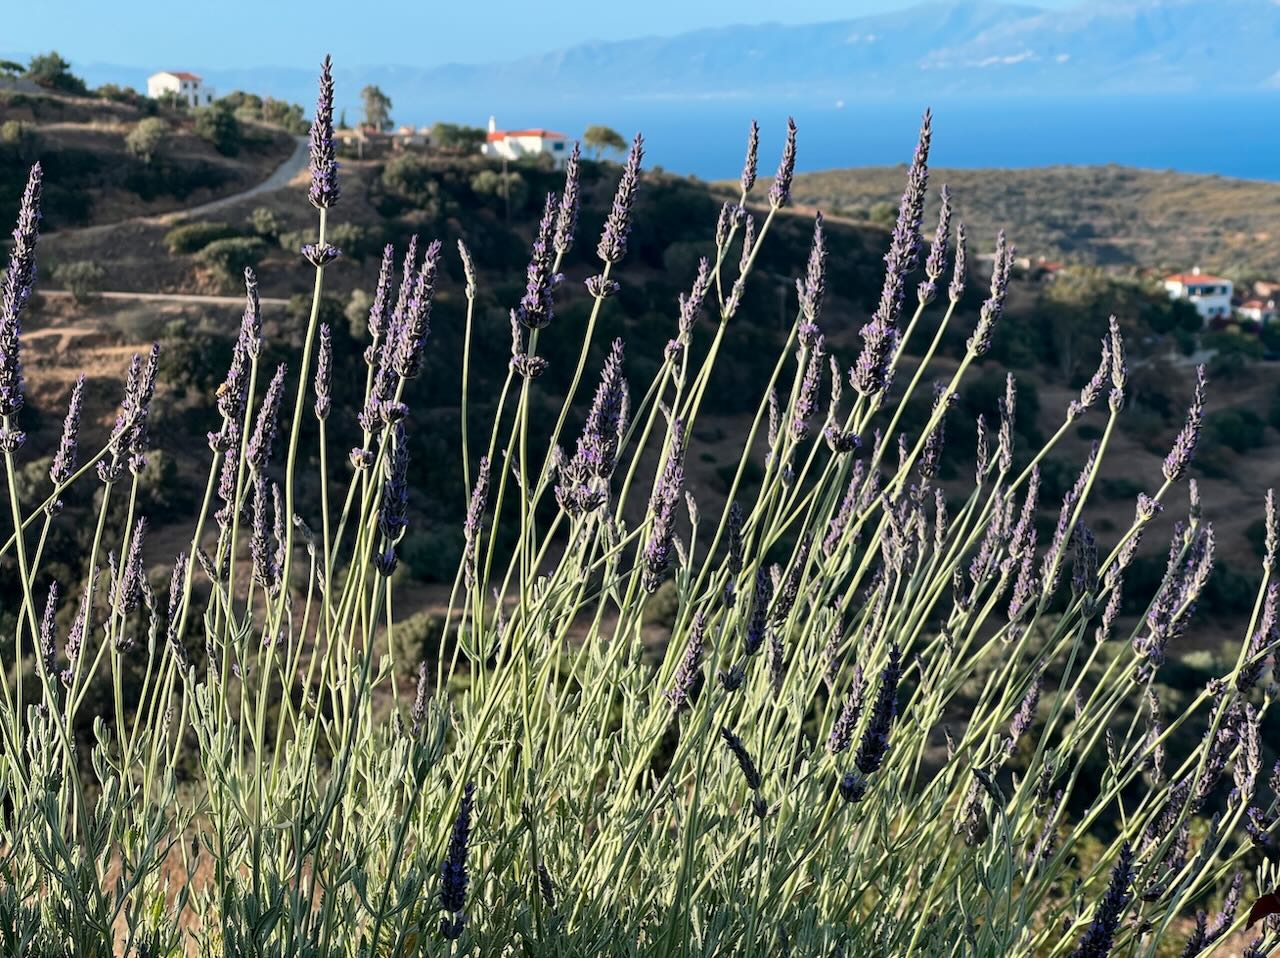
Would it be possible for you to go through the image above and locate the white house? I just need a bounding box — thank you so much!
[1162,267,1234,323]
[1236,298,1277,325]
[147,71,215,108]
[481,117,569,169]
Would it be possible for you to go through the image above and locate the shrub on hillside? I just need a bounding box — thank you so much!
[53,259,106,303]
[247,206,282,239]
[1206,407,1268,454]
[194,236,266,284]
[124,117,169,165]
[163,221,242,255]
[193,103,242,155]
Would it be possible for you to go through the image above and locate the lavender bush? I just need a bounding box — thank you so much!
[1,60,1279,957]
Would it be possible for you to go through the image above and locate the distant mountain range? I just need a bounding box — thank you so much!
[11,0,1280,120]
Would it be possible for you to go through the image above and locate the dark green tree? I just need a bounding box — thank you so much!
[583,124,626,159]
[25,51,87,94]
[361,85,393,131]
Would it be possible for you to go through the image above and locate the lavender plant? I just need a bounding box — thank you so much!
[1,60,1278,958]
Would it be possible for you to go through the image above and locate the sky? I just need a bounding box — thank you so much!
[6,0,1069,69]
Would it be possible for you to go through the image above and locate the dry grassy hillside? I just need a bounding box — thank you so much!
[787,164,1280,278]
[0,87,295,228]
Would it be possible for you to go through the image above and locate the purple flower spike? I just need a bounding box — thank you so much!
[0,163,42,428]
[117,517,148,615]
[376,422,411,576]
[768,117,798,209]
[463,456,491,590]
[850,319,898,397]
[517,194,560,330]
[1069,335,1112,421]
[366,244,396,353]
[307,55,340,210]
[826,668,866,755]
[663,613,706,712]
[250,475,275,592]
[39,581,58,675]
[580,339,628,479]
[247,363,288,473]
[1162,365,1207,483]
[966,230,1013,356]
[948,221,968,304]
[790,335,825,441]
[720,726,763,791]
[314,323,332,420]
[554,142,581,256]
[1068,844,1134,958]
[47,375,85,514]
[740,120,760,196]
[439,783,476,940]
[393,238,443,379]
[918,185,952,305]
[641,421,686,594]
[597,134,644,264]
[853,644,902,776]
[744,567,772,656]
[1006,670,1044,755]
[797,212,827,326]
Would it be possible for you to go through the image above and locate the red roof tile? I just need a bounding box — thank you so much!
[1165,272,1229,285]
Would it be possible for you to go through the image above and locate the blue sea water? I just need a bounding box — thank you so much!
[515,93,1280,182]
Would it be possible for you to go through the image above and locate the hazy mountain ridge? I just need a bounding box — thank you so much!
[10,0,1280,118]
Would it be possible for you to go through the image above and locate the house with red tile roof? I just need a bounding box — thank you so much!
[147,71,215,108]
[481,116,570,169]
[1162,267,1233,323]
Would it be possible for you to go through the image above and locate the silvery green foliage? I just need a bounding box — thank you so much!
[1,63,1278,958]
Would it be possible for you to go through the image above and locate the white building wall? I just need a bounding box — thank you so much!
[1163,277,1234,323]
[147,73,215,108]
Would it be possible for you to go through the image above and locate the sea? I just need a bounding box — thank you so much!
[500,93,1280,182]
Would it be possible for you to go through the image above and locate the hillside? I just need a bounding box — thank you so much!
[0,87,296,229]
[10,134,1280,659]
[787,163,1280,278]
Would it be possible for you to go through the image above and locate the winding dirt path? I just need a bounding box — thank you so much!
[63,134,309,239]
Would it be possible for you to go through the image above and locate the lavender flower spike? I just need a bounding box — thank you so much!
[314,323,332,420]
[853,645,902,776]
[664,612,706,712]
[740,119,760,196]
[247,363,288,472]
[517,194,560,330]
[1068,844,1135,958]
[948,221,968,304]
[1162,364,1207,482]
[439,782,476,940]
[918,184,953,305]
[39,581,58,675]
[579,338,628,479]
[307,55,340,210]
[463,456,490,590]
[393,238,443,379]
[1,163,43,433]
[966,230,1013,356]
[768,117,798,209]
[641,421,686,594]
[720,726,762,790]
[797,212,827,327]
[48,375,85,515]
[553,142,581,256]
[376,422,411,576]
[597,134,644,264]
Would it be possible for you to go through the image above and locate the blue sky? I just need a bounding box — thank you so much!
[8,0,1068,68]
